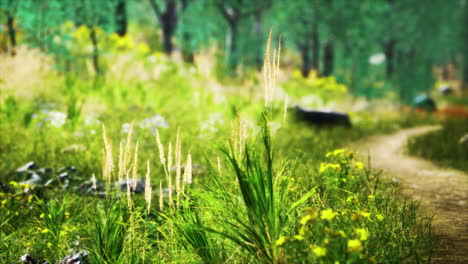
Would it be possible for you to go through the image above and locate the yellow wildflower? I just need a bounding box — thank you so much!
[294,235,304,240]
[347,239,363,252]
[300,210,317,225]
[368,195,375,202]
[376,214,385,221]
[39,213,45,219]
[311,246,327,257]
[275,236,288,247]
[320,209,337,221]
[355,161,364,170]
[355,228,369,241]
[137,43,150,55]
[333,149,345,156]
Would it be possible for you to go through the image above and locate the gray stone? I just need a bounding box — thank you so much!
[16,161,36,173]
[20,172,42,186]
[295,106,352,128]
[19,254,37,264]
[439,84,454,95]
[58,251,89,264]
[115,178,145,193]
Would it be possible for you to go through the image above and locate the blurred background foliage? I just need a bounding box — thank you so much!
[0,0,467,101]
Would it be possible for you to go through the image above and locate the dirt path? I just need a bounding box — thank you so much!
[352,126,468,263]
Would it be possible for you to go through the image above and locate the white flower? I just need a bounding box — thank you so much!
[369,53,386,65]
[139,114,169,129]
[84,114,101,127]
[121,123,132,133]
[200,113,224,134]
[47,111,67,127]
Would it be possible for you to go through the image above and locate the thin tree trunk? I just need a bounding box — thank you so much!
[90,27,101,75]
[162,0,177,54]
[149,0,178,55]
[322,41,334,76]
[299,42,312,77]
[253,11,263,69]
[384,40,395,78]
[462,0,468,90]
[180,0,194,63]
[311,24,319,72]
[6,13,16,56]
[115,0,128,36]
[227,20,239,70]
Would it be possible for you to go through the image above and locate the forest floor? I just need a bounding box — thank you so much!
[352,126,468,264]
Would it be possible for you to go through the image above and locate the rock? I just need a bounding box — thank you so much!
[412,95,437,112]
[58,166,77,173]
[19,254,37,264]
[59,172,69,180]
[115,178,145,193]
[439,84,454,95]
[77,176,103,194]
[58,251,89,264]
[459,134,468,146]
[20,172,42,186]
[295,106,352,127]
[16,161,37,173]
[37,168,54,176]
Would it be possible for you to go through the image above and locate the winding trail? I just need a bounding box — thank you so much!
[351,126,468,263]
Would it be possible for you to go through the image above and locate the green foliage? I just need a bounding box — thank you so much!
[407,119,468,172]
[87,197,128,264]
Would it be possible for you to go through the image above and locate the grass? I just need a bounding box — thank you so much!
[407,119,468,172]
[0,45,438,263]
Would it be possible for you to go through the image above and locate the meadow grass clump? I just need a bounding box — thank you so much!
[0,39,437,263]
[407,119,468,171]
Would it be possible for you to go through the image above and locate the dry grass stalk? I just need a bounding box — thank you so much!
[118,141,124,181]
[167,142,173,207]
[159,181,164,211]
[126,168,132,208]
[132,141,139,190]
[263,28,281,107]
[123,122,134,175]
[184,152,192,184]
[145,160,152,214]
[175,128,182,207]
[102,125,113,192]
[91,173,97,191]
[155,129,166,165]
[263,29,273,106]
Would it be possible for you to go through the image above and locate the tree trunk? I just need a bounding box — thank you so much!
[299,42,312,77]
[311,24,319,72]
[384,40,395,78]
[253,11,263,69]
[322,41,334,76]
[90,27,101,75]
[180,0,194,63]
[227,20,239,70]
[161,0,177,54]
[6,13,16,56]
[115,0,128,36]
[462,0,468,90]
